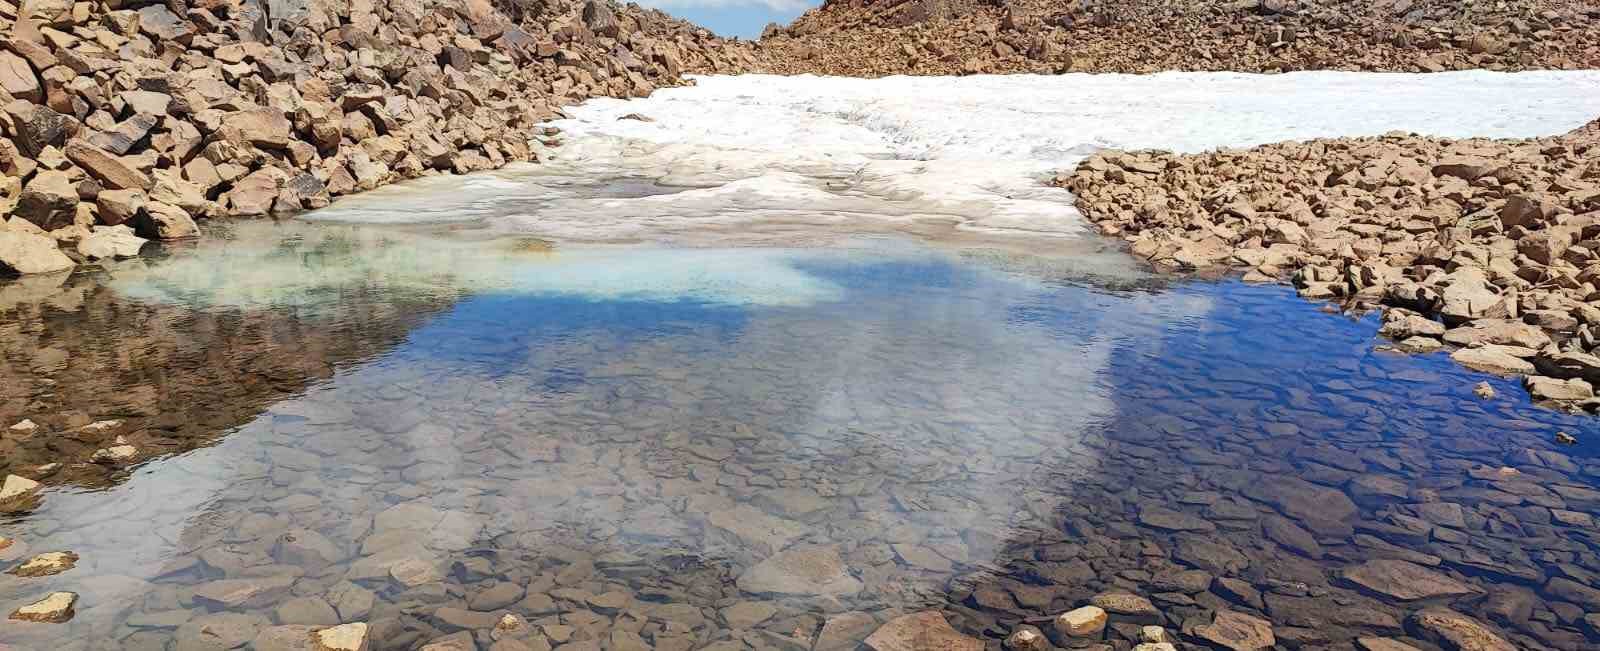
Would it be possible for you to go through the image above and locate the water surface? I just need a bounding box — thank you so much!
[2,221,1598,651]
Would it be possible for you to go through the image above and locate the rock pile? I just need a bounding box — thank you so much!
[1062,120,1600,409]
[756,0,1600,76]
[0,0,756,275]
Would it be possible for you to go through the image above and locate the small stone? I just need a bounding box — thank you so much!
[0,474,44,512]
[7,551,78,577]
[312,622,370,651]
[90,444,139,464]
[9,591,77,623]
[1005,626,1047,651]
[1053,605,1107,638]
[8,419,39,435]
[1473,382,1495,399]
[1140,626,1171,643]
[1555,431,1577,446]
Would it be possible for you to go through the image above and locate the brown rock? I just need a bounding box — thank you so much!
[64,139,151,191]
[1407,608,1515,651]
[1340,560,1481,602]
[0,51,42,103]
[13,170,78,229]
[864,611,983,651]
[1192,610,1275,651]
[137,201,199,240]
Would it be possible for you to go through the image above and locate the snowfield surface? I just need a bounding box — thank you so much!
[314,71,1600,244]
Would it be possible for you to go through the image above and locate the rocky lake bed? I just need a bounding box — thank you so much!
[2,217,1600,651]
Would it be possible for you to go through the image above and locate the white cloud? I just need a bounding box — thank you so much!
[632,0,814,13]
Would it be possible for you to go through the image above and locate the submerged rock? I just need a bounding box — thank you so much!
[1340,560,1481,602]
[9,591,77,623]
[1191,609,1275,651]
[7,551,78,577]
[737,546,862,597]
[0,474,43,512]
[312,622,370,651]
[1408,608,1515,651]
[864,611,983,651]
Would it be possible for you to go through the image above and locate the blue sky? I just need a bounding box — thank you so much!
[635,0,819,40]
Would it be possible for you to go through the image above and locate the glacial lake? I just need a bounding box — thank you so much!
[2,219,1598,650]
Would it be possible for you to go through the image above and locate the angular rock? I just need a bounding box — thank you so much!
[737,546,862,597]
[1341,560,1481,602]
[1407,608,1515,651]
[864,611,982,651]
[7,551,78,577]
[8,591,76,623]
[0,230,74,275]
[1192,609,1275,651]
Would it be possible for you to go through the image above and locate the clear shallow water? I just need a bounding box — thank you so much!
[2,222,1600,650]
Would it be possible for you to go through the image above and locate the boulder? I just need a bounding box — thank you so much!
[13,170,78,229]
[1053,606,1107,638]
[95,189,147,226]
[76,225,147,260]
[1524,376,1594,401]
[65,139,152,191]
[137,202,199,240]
[0,51,42,103]
[0,229,74,275]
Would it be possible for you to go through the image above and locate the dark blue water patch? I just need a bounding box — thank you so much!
[375,293,752,381]
[1095,279,1600,458]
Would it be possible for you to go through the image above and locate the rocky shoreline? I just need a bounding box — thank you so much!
[757,0,1600,77]
[1063,117,1600,412]
[0,0,755,276]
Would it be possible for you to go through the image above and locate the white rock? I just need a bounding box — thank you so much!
[91,444,139,464]
[1054,605,1108,638]
[313,622,370,651]
[9,591,77,623]
[76,225,147,260]
[0,230,74,275]
[0,474,43,513]
[7,419,38,435]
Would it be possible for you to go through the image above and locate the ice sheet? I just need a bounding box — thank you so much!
[310,71,1600,246]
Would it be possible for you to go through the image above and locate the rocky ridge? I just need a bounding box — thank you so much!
[756,0,1600,76]
[0,0,756,275]
[1062,118,1600,410]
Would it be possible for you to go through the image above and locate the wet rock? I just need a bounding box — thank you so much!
[8,591,77,623]
[1244,475,1356,523]
[1543,577,1600,610]
[722,601,778,628]
[277,596,340,626]
[1473,382,1495,399]
[1053,605,1108,638]
[471,582,527,611]
[1191,609,1275,651]
[1341,560,1481,602]
[0,474,44,512]
[1407,608,1515,651]
[1138,505,1216,532]
[253,624,319,651]
[737,546,862,597]
[176,612,269,651]
[7,550,78,577]
[1356,639,1423,651]
[864,611,983,651]
[1449,347,1534,375]
[138,201,200,240]
[1524,376,1593,402]
[1261,515,1322,559]
[191,576,295,609]
[816,612,878,651]
[0,230,74,275]
[1005,625,1047,651]
[77,226,147,260]
[1091,591,1160,623]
